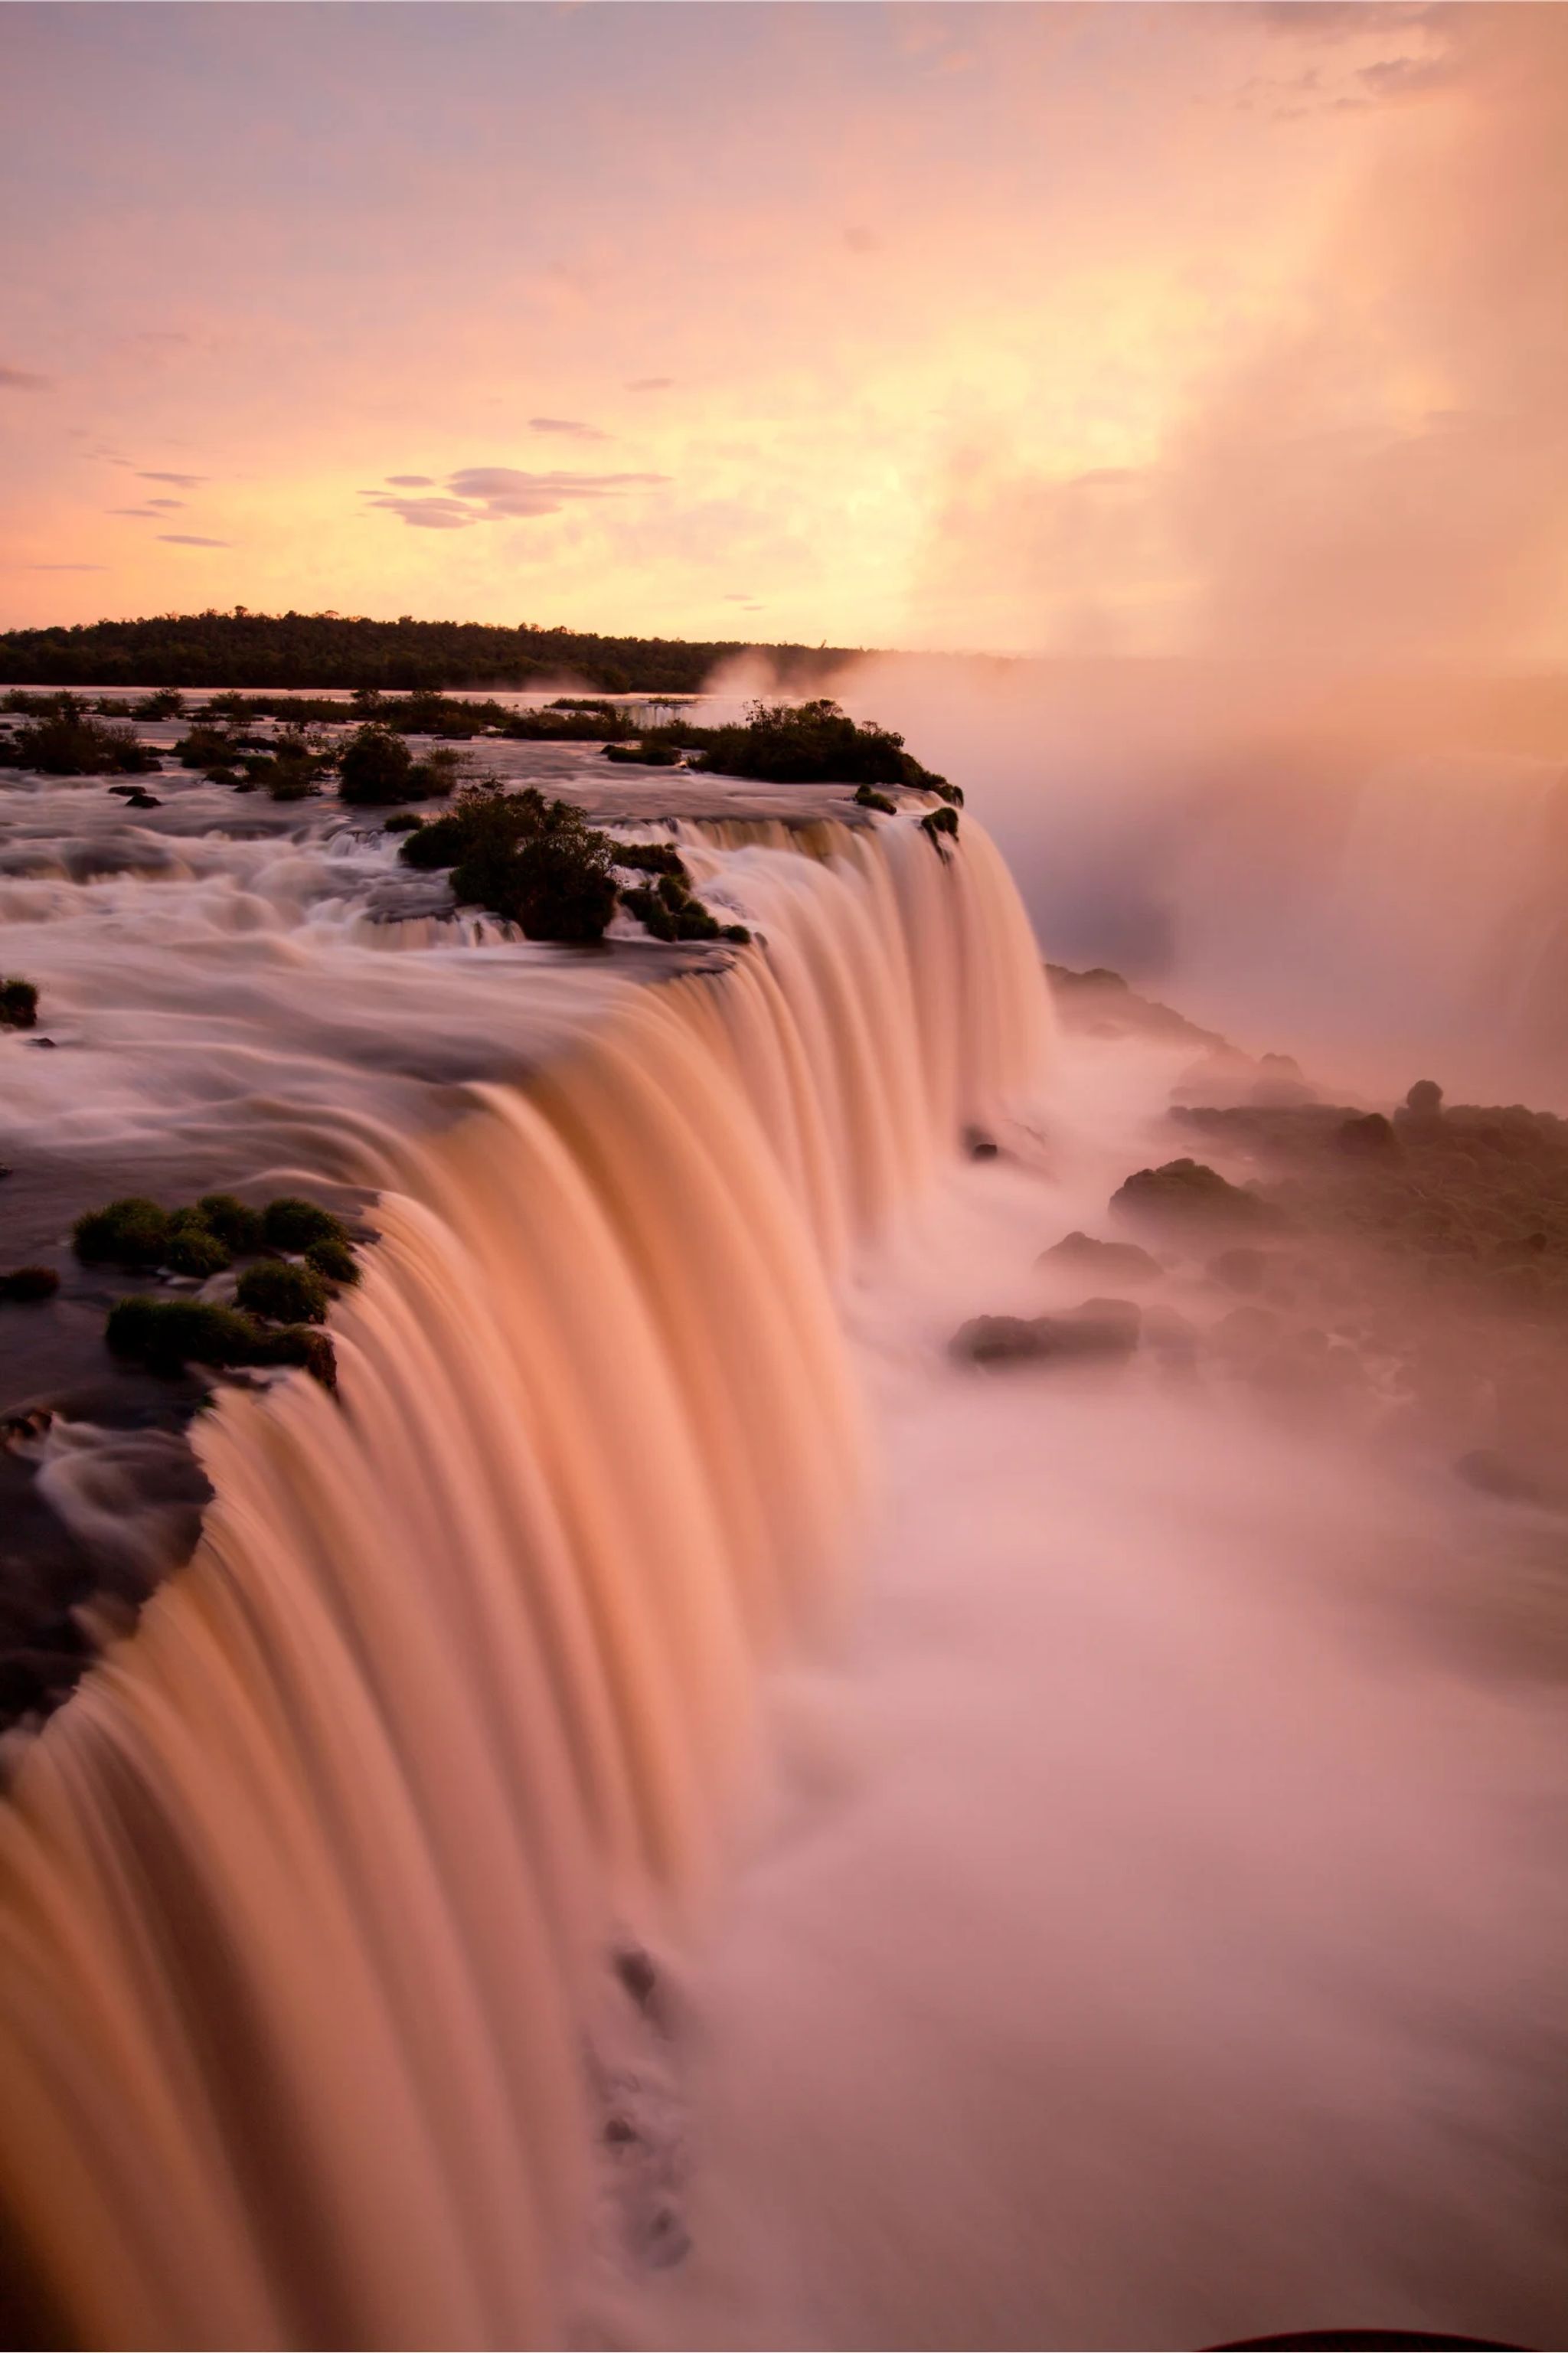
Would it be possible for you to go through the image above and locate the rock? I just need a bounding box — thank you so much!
[1208,1303,1281,1359]
[1249,1053,1317,1108]
[1454,1449,1568,1508]
[1111,1158,1285,1235]
[1142,1303,1198,1369]
[952,1298,1141,1368]
[122,789,162,809]
[0,1266,60,1304]
[1334,1112,1399,1155]
[612,1942,659,2015]
[1207,1246,1268,1294]
[1039,1231,1163,1285]
[1406,1078,1444,1119]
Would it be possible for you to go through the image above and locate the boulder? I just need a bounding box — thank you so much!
[1334,1112,1400,1155]
[951,1297,1142,1368]
[1207,1246,1268,1294]
[1111,1158,1284,1236]
[1039,1230,1163,1285]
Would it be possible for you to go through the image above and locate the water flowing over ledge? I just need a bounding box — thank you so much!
[0,815,1050,2348]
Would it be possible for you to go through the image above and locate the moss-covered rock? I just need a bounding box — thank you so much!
[304,1234,360,1286]
[73,1197,172,1270]
[105,1295,337,1388]
[854,785,897,815]
[106,1296,262,1374]
[261,1196,350,1253]
[195,1193,266,1253]
[235,1261,332,1325]
[162,1222,233,1279]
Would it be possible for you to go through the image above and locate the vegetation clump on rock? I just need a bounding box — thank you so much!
[619,870,750,946]
[854,784,897,815]
[1,977,39,1030]
[920,805,960,850]
[74,1187,361,1290]
[400,784,622,941]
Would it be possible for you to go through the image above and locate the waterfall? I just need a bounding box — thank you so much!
[0,815,1050,2350]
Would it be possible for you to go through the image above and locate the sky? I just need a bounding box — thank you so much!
[2,2,1566,661]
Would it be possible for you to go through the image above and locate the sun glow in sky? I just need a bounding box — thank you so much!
[2,2,1566,659]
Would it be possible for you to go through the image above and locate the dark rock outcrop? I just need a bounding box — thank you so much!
[1040,1230,1163,1285]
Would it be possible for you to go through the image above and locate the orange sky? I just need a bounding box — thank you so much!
[2,3,1565,660]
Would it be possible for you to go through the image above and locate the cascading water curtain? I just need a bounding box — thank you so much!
[0,815,1051,2351]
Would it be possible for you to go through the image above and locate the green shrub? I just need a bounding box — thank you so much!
[685,699,950,792]
[235,1261,331,1324]
[0,977,38,1030]
[920,806,959,848]
[407,747,465,797]
[723,924,752,946]
[398,785,621,941]
[132,691,185,720]
[469,832,619,942]
[73,1198,171,1270]
[262,1196,350,1253]
[8,707,158,778]
[304,1234,360,1286]
[384,812,424,833]
[854,785,897,815]
[0,1266,59,1304]
[338,724,416,805]
[196,1193,266,1253]
[174,725,242,769]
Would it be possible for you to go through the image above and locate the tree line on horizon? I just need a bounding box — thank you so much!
[0,608,861,694]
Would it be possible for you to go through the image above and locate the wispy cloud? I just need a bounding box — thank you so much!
[139,469,207,489]
[385,473,434,487]
[1,364,51,392]
[626,377,674,393]
[363,463,668,529]
[145,497,185,509]
[158,533,230,547]
[28,562,105,571]
[528,417,610,441]
[108,506,161,517]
